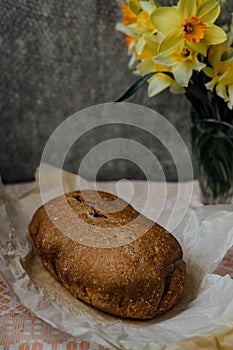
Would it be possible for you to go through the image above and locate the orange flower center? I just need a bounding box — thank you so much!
[181,16,207,43]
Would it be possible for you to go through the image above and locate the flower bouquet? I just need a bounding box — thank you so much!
[116,0,233,204]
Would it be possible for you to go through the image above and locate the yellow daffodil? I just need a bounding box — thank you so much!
[117,0,233,110]
[135,59,184,97]
[122,0,156,27]
[154,46,206,87]
[151,0,227,56]
[148,73,184,97]
[121,0,156,31]
[204,45,233,108]
[204,50,233,109]
[116,1,157,67]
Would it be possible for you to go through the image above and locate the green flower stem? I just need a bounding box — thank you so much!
[195,119,233,131]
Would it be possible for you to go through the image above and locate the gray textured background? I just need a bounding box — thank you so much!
[1,0,233,183]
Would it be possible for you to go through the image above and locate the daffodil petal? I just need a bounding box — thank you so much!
[227,85,233,109]
[216,82,228,101]
[170,82,185,94]
[159,30,183,56]
[148,74,172,97]
[136,35,147,54]
[116,23,135,37]
[172,62,192,87]
[203,24,227,46]
[153,55,174,67]
[219,68,233,84]
[137,10,155,31]
[193,60,206,72]
[207,44,227,66]
[151,7,180,34]
[140,0,156,15]
[128,39,136,55]
[197,0,220,23]
[187,41,207,56]
[128,52,137,69]
[227,101,233,110]
[205,78,217,91]
[178,0,197,19]
[128,0,141,15]
[136,59,155,75]
[203,67,214,78]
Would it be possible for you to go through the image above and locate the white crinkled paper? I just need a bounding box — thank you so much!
[1,163,233,350]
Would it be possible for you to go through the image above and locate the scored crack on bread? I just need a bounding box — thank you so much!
[28,190,186,319]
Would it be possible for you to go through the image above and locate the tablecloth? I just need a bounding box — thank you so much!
[0,181,232,349]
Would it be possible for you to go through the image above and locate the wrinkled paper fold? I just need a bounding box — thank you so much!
[1,163,233,350]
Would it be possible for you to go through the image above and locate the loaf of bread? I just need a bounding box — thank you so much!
[28,190,185,319]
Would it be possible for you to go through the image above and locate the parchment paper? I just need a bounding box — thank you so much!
[1,163,233,350]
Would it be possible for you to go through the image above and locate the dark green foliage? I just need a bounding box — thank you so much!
[115,72,156,102]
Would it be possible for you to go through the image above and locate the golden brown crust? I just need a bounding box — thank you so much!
[28,190,185,319]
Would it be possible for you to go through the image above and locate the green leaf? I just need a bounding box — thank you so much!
[115,72,156,102]
[195,119,233,132]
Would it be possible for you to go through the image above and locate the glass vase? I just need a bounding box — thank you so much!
[191,114,233,205]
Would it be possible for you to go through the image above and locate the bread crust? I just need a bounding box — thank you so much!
[28,190,185,319]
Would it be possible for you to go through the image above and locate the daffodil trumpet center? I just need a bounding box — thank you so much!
[171,47,193,62]
[181,16,207,43]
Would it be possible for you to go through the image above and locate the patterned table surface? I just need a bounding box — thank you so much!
[0,181,233,349]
